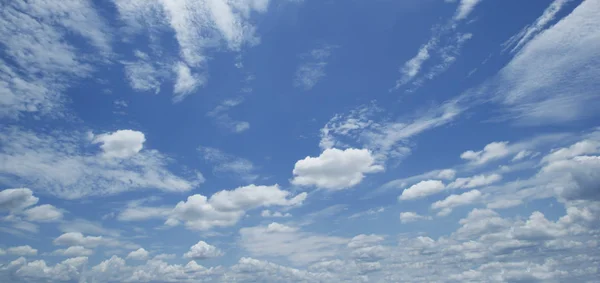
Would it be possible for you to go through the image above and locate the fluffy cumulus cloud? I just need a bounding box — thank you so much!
[184,241,224,259]
[127,248,150,260]
[291,148,383,190]
[0,127,202,199]
[461,141,510,165]
[432,190,482,216]
[7,245,37,256]
[0,188,39,212]
[52,246,94,257]
[118,184,306,231]
[399,180,445,200]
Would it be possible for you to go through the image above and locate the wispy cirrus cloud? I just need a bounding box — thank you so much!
[294,45,336,90]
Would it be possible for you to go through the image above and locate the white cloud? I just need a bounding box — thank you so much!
[432,190,482,216]
[503,0,572,53]
[320,101,463,162]
[127,248,150,260]
[239,223,348,265]
[399,212,432,223]
[541,139,600,164]
[52,246,94,257]
[123,50,164,94]
[92,130,146,159]
[23,204,63,222]
[396,42,432,87]
[173,61,205,102]
[7,245,37,256]
[0,127,201,199]
[461,141,510,165]
[294,45,335,90]
[448,174,502,189]
[266,222,297,233]
[261,210,291,218]
[184,241,223,259]
[0,188,38,212]
[453,0,483,21]
[348,207,385,219]
[399,180,445,200]
[52,232,134,249]
[165,184,306,230]
[199,147,257,182]
[491,0,600,124]
[207,98,250,133]
[540,155,600,201]
[291,148,383,190]
[0,0,110,119]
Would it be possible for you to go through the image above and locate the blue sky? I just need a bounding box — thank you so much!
[1,0,599,282]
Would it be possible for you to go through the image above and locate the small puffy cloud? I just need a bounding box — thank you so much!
[400,212,432,223]
[432,190,482,216]
[266,222,297,233]
[0,188,38,211]
[461,141,510,165]
[7,245,37,256]
[52,246,93,257]
[24,204,63,222]
[127,248,150,260]
[92,130,146,159]
[183,241,223,259]
[291,148,383,190]
[261,210,291,218]
[399,180,445,200]
[448,174,502,190]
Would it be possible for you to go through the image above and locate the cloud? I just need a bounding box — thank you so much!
[0,188,38,212]
[291,148,383,190]
[0,0,110,119]
[52,246,94,257]
[453,0,483,21]
[91,130,146,159]
[52,232,136,249]
[23,204,63,222]
[122,50,165,94]
[127,248,150,260]
[447,173,502,189]
[399,180,445,200]
[261,210,291,218]
[461,142,510,165]
[503,0,572,53]
[294,45,335,90]
[172,61,205,103]
[156,184,307,230]
[0,127,201,199]
[489,0,600,124]
[399,212,432,223]
[7,245,37,256]
[184,241,223,259]
[540,155,600,201]
[207,97,250,133]
[199,147,257,181]
[541,139,600,164]
[239,223,348,265]
[431,189,482,216]
[320,100,463,162]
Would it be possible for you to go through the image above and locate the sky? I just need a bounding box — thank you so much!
[0,0,599,282]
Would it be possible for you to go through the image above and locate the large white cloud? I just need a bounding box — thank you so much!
[23,204,63,222]
[291,148,383,190]
[431,190,482,216]
[126,248,150,261]
[7,245,37,256]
